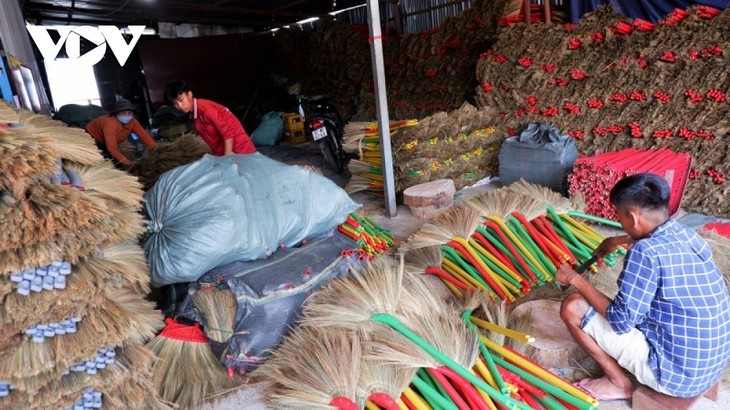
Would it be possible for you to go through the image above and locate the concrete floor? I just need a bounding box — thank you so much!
[197,141,730,409]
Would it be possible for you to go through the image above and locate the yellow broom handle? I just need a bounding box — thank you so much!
[470,367,498,410]
[452,237,515,302]
[402,387,433,410]
[470,316,535,344]
[365,400,380,410]
[486,216,550,279]
[468,238,523,284]
[442,258,488,291]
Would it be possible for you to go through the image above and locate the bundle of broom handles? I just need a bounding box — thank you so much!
[427,206,625,301]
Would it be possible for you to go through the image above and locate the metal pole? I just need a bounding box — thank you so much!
[366,0,397,217]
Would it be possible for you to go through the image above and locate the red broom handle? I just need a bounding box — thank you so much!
[484,222,539,284]
[368,393,400,410]
[471,232,521,278]
[329,396,359,410]
[511,213,561,269]
[428,367,472,410]
[534,216,576,262]
[425,266,471,290]
[438,367,492,410]
[447,241,507,301]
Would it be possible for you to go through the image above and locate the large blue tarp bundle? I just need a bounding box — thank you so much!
[143,153,360,287]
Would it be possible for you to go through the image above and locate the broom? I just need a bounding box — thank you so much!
[146,317,241,409]
[191,285,237,344]
[403,245,473,297]
[507,179,576,214]
[262,326,362,409]
[301,260,527,410]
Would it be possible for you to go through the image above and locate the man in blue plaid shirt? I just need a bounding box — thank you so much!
[556,173,730,401]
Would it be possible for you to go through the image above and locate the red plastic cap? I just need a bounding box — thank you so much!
[159,317,208,343]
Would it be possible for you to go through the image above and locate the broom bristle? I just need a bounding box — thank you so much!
[147,329,239,408]
[402,206,483,251]
[301,260,403,329]
[348,158,375,175]
[357,357,417,404]
[263,327,362,409]
[191,285,237,343]
[507,179,574,214]
[403,245,444,276]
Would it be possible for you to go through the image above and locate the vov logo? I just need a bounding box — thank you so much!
[26,25,146,66]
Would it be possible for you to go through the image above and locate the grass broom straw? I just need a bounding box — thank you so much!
[191,285,237,343]
[404,245,471,297]
[146,318,240,409]
[263,327,362,409]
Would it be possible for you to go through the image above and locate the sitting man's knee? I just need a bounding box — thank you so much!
[561,292,589,324]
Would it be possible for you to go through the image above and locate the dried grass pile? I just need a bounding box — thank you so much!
[128,133,211,191]
[475,5,730,217]
[0,102,169,410]
[272,0,511,121]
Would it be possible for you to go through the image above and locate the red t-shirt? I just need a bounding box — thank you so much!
[192,99,256,156]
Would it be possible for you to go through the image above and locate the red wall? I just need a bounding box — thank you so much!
[137,33,276,106]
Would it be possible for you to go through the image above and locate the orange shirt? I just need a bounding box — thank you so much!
[86,115,157,166]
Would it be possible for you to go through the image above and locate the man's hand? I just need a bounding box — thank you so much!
[555,262,580,287]
[594,235,633,257]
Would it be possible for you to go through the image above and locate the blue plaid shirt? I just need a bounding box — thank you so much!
[606,219,730,397]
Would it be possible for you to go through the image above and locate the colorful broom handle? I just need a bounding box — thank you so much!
[567,210,622,229]
[369,313,530,410]
[462,310,509,395]
[411,373,459,410]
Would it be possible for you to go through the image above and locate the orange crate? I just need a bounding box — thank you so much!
[282,113,304,132]
[285,129,306,144]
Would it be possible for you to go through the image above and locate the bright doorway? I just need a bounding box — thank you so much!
[44,59,101,110]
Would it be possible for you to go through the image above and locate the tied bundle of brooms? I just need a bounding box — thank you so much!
[146,318,241,409]
[128,133,212,191]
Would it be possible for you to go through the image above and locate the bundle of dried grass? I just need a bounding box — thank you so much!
[0,181,108,255]
[191,285,237,343]
[0,100,19,123]
[401,206,482,251]
[69,162,144,209]
[506,179,575,215]
[46,128,103,165]
[0,127,58,198]
[129,133,211,191]
[147,318,240,409]
[263,327,363,409]
[301,260,403,329]
[464,188,547,221]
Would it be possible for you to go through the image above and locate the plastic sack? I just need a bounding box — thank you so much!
[143,152,360,287]
[498,123,578,194]
[250,111,284,146]
[55,104,107,128]
[182,232,360,374]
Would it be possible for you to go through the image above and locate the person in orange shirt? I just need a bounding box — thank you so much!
[164,80,255,156]
[86,99,157,169]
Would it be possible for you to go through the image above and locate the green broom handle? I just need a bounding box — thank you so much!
[476,227,535,284]
[508,218,555,279]
[370,313,530,410]
[441,245,496,297]
[416,369,454,410]
[412,373,457,410]
[462,310,509,395]
[546,206,586,253]
[490,354,596,410]
[567,210,623,229]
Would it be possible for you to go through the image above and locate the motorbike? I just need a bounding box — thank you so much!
[296,95,347,174]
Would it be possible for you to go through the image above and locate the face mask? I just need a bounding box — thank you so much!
[117,114,133,124]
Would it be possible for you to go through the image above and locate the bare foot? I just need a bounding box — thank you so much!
[577,377,633,401]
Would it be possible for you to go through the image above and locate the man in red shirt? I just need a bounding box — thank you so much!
[164,80,256,156]
[86,99,157,169]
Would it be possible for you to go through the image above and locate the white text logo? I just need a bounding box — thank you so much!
[26,25,146,66]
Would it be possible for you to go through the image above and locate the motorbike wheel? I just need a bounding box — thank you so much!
[317,126,344,174]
